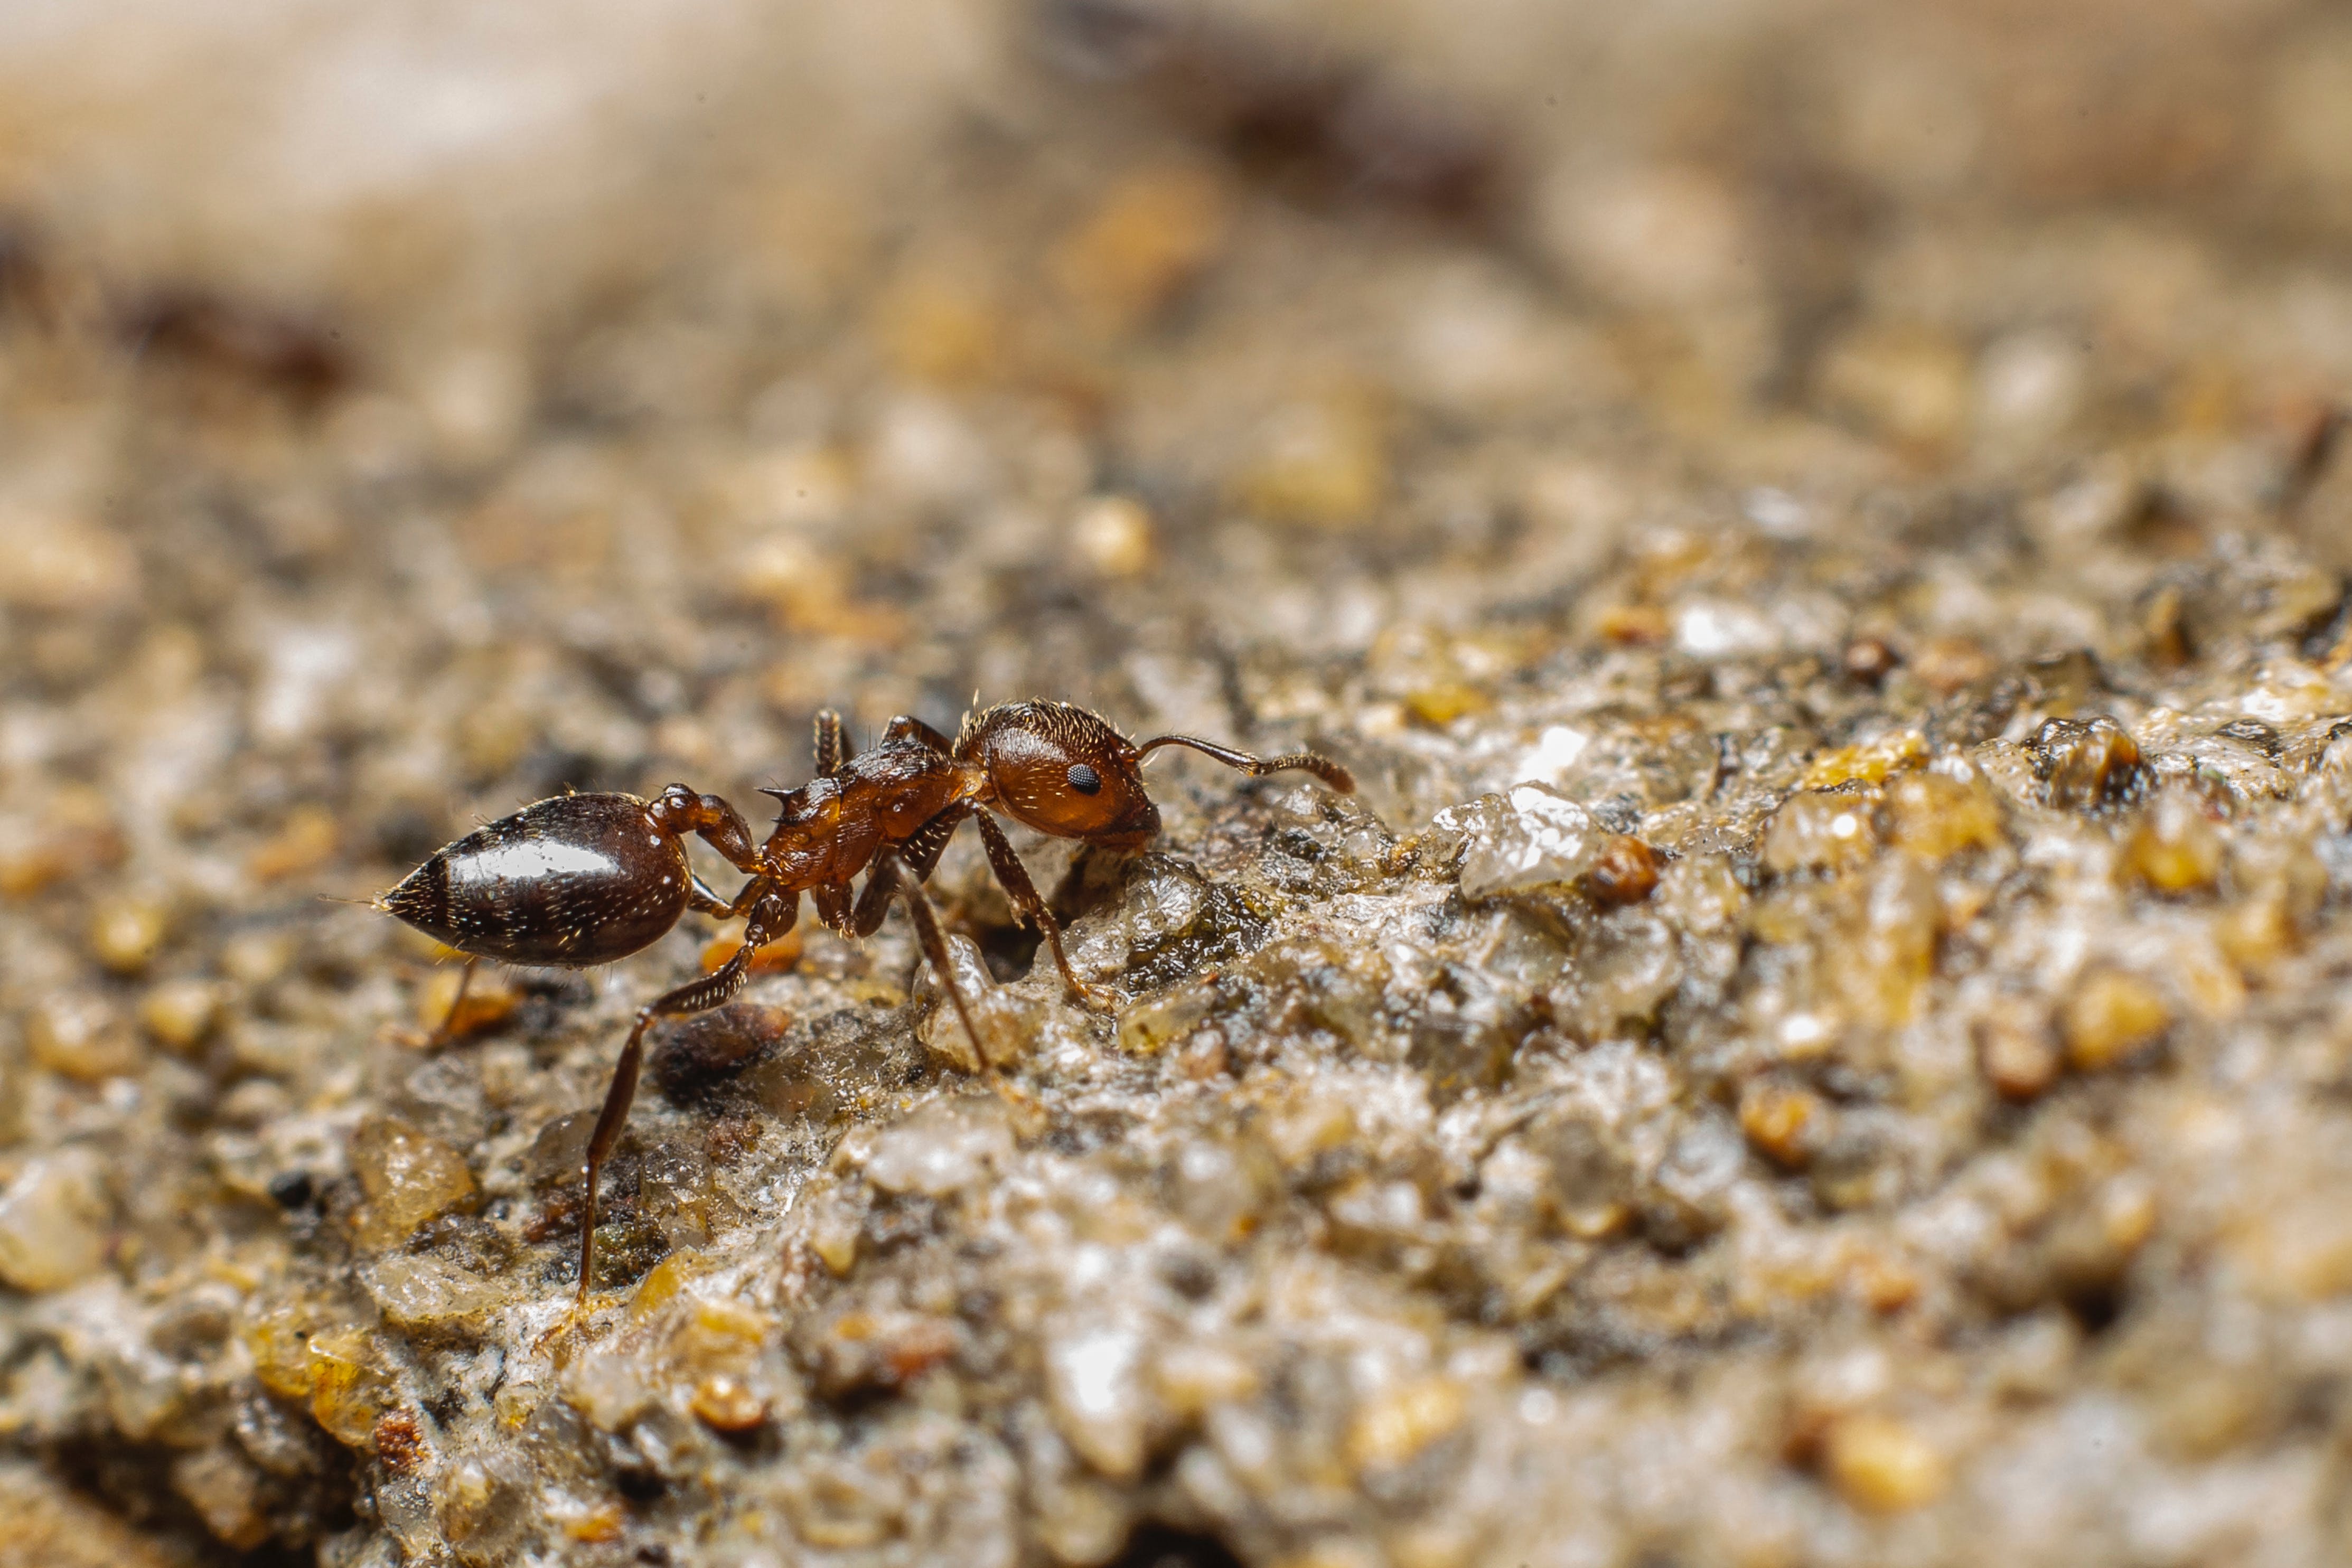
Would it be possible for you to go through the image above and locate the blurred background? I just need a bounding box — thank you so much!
[5,0,2349,832]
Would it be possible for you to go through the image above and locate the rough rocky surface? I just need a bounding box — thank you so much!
[5,1,2352,1564]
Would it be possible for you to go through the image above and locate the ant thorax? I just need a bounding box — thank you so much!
[758,776,845,884]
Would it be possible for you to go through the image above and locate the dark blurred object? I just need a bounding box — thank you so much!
[1036,0,1510,223]
[0,215,57,327]
[118,287,350,407]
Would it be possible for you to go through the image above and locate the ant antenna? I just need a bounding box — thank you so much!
[1135,734,1355,793]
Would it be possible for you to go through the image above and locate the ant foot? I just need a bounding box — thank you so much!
[1068,980,1120,1013]
[381,1020,450,1052]
[981,1070,1048,1137]
[531,1299,601,1354]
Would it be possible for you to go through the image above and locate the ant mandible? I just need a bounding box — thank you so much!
[377,700,1353,1302]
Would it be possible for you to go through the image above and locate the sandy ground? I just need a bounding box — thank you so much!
[4,2,2352,1564]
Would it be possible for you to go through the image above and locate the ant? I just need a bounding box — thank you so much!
[378,700,1353,1302]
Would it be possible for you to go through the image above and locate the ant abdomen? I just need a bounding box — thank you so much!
[382,793,693,968]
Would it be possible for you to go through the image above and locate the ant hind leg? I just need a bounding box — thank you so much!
[575,891,793,1305]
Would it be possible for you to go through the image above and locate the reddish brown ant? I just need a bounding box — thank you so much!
[378,700,1352,1301]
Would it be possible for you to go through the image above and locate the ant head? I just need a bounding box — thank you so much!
[963,701,1159,848]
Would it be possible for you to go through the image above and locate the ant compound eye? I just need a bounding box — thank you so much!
[1066,763,1102,795]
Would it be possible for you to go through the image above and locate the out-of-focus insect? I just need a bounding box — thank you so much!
[378,701,1353,1301]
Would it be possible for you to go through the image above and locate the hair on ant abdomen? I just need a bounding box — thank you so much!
[377,699,1353,1304]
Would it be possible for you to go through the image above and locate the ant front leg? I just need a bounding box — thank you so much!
[883,714,956,753]
[689,872,775,919]
[576,890,794,1304]
[855,851,986,1065]
[972,812,1113,1011]
[811,882,855,937]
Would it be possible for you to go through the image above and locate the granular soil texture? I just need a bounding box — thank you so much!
[4,2,2352,1564]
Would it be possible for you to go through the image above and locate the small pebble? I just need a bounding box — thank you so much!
[1801,731,1924,789]
[1346,1376,1467,1473]
[1977,1001,2060,1100]
[170,1447,270,1550]
[1821,1412,1948,1513]
[2061,969,2170,1070]
[0,1149,111,1292]
[1884,772,2005,862]
[1846,1249,1921,1313]
[690,1374,768,1433]
[348,1115,479,1251]
[0,788,124,898]
[1458,784,1600,898]
[0,517,139,612]
[1150,1342,1259,1416]
[1815,323,1972,449]
[1595,603,1671,646]
[1404,681,1491,726]
[1118,981,1215,1057]
[219,930,297,987]
[1586,834,1661,907]
[2123,793,2223,895]
[2216,896,2295,976]
[414,965,521,1039]
[1175,1031,1229,1081]
[1762,792,1878,875]
[2031,717,2144,811]
[88,896,168,974]
[24,993,143,1081]
[1910,636,1994,695]
[1842,636,1901,686]
[875,269,1004,388]
[1741,1080,1826,1167]
[809,1205,861,1278]
[138,978,223,1054]
[247,804,340,882]
[1230,394,1387,528]
[1070,495,1157,579]
[1050,164,1231,335]
[1046,1325,1148,1479]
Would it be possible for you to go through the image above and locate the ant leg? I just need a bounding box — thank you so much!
[687,872,735,915]
[973,812,1113,1010]
[816,710,847,777]
[723,875,775,917]
[811,882,855,937]
[689,872,772,919]
[425,956,480,1046]
[897,804,967,885]
[845,806,967,937]
[872,850,985,1065]
[577,893,793,1304]
[883,715,956,753]
[1135,734,1356,794]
